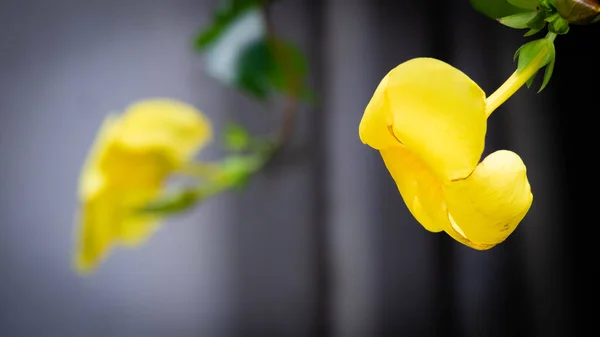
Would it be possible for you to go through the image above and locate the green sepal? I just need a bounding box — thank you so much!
[513,37,556,92]
[538,44,556,92]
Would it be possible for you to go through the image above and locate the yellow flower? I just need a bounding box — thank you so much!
[359,58,533,249]
[74,99,212,273]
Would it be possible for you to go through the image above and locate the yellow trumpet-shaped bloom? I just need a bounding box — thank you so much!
[359,58,533,249]
[74,99,212,273]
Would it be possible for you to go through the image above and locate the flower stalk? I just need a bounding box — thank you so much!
[485,32,557,118]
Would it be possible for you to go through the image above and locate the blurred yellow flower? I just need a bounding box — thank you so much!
[74,99,212,273]
[359,58,533,249]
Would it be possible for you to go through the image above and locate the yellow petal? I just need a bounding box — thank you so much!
[74,188,161,274]
[99,143,175,190]
[443,150,533,246]
[74,194,119,273]
[359,74,401,149]
[385,58,487,182]
[380,145,446,233]
[117,216,160,246]
[118,98,212,161]
[115,187,161,246]
[380,145,504,250]
[78,115,120,199]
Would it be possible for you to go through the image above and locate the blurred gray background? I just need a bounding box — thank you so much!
[0,0,578,336]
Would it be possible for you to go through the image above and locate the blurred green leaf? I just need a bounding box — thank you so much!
[236,38,311,99]
[218,155,264,189]
[498,11,539,28]
[235,39,275,99]
[299,87,318,104]
[224,122,251,152]
[470,0,529,19]
[195,0,262,51]
[199,6,313,101]
[267,40,309,94]
[202,9,266,98]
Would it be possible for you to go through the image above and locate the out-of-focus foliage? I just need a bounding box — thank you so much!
[195,0,312,101]
[195,0,263,50]
[134,0,313,222]
[224,122,251,152]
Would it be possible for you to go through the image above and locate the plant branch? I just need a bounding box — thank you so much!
[260,1,300,159]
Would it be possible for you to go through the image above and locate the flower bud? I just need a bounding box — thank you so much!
[556,0,600,24]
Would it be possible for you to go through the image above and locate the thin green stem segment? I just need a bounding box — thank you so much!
[485,32,557,118]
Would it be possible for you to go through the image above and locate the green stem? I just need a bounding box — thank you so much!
[485,32,556,118]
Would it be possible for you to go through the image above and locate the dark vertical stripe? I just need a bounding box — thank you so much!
[308,1,331,336]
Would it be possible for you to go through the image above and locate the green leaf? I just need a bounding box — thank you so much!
[139,189,201,215]
[224,122,251,152]
[299,87,318,104]
[267,40,309,95]
[470,0,529,19]
[202,9,267,99]
[508,0,539,10]
[195,0,262,51]
[237,38,312,99]
[235,38,275,99]
[497,11,539,28]
[199,6,312,101]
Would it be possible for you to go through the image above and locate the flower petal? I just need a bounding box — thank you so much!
[74,194,118,273]
[380,145,446,233]
[443,150,533,246]
[116,188,161,246]
[359,74,401,149]
[99,143,175,190]
[385,58,487,182]
[118,98,213,161]
[74,188,161,274]
[78,115,120,199]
